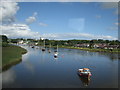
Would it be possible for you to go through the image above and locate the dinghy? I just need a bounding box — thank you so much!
[78,68,91,78]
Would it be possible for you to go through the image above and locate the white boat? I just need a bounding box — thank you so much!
[31,46,35,48]
[78,68,92,78]
[54,45,58,58]
[42,39,45,51]
[54,53,58,58]
[48,43,51,53]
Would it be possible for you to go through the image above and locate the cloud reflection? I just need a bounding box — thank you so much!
[2,69,16,84]
[24,61,35,73]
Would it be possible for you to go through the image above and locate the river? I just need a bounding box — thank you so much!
[1,45,119,88]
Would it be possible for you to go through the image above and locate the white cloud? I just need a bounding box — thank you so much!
[1,24,41,39]
[25,12,37,24]
[0,2,19,24]
[41,33,117,40]
[26,16,36,24]
[39,22,48,26]
[1,24,117,40]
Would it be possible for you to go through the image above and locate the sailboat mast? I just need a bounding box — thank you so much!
[50,43,51,48]
[57,44,58,52]
[44,39,45,48]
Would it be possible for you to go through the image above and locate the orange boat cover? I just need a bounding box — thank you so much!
[83,68,89,70]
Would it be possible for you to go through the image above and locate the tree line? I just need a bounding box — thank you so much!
[0,35,120,47]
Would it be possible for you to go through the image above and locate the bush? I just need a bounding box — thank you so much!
[2,42,9,47]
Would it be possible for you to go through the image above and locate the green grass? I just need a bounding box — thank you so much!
[38,45,120,53]
[2,45,27,70]
[55,46,120,53]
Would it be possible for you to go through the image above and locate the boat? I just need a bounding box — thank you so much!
[48,43,51,53]
[42,48,45,51]
[31,46,35,48]
[42,39,45,51]
[48,49,51,53]
[54,52,58,58]
[54,45,58,58]
[78,68,91,78]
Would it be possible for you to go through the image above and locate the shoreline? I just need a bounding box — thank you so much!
[39,45,120,53]
[59,46,120,53]
[2,45,27,72]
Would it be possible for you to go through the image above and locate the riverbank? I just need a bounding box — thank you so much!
[2,45,27,71]
[59,46,120,53]
[42,45,120,53]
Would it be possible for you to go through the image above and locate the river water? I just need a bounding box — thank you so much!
[1,45,119,88]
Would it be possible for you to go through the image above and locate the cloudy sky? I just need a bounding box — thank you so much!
[0,1,119,40]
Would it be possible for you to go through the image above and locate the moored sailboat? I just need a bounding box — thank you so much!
[54,45,58,58]
[48,43,51,53]
[42,39,45,51]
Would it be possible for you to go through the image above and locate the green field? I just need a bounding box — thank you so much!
[2,45,27,70]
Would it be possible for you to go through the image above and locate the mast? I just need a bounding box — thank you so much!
[57,44,58,52]
[50,43,51,48]
[43,39,45,48]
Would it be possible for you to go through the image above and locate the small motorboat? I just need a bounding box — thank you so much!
[78,68,91,78]
[54,52,58,58]
[31,46,35,48]
[48,49,51,53]
[42,48,45,51]
[54,55,57,58]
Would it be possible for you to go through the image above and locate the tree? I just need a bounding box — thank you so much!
[0,35,9,47]
[89,40,94,48]
[10,39,18,43]
[1,35,8,42]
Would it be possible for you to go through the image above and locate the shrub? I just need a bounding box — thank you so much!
[2,42,9,47]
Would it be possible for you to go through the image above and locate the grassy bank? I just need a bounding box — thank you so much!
[59,46,120,53]
[43,45,120,53]
[2,45,27,70]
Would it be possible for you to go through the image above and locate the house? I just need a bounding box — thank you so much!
[18,40,24,44]
[75,43,90,48]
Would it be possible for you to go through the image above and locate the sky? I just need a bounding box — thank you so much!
[0,1,119,40]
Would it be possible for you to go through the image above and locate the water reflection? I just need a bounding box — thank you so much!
[2,69,16,85]
[77,73,91,87]
[2,46,118,88]
[97,52,119,61]
[23,60,35,73]
[54,57,58,60]
[64,48,119,61]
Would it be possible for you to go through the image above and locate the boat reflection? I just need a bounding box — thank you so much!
[54,58,58,60]
[77,73,91,86]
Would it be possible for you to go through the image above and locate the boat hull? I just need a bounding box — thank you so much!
[77,69,91,78]
[78,72,90,78]
[42,48,45,51]
[54,55,57,58]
